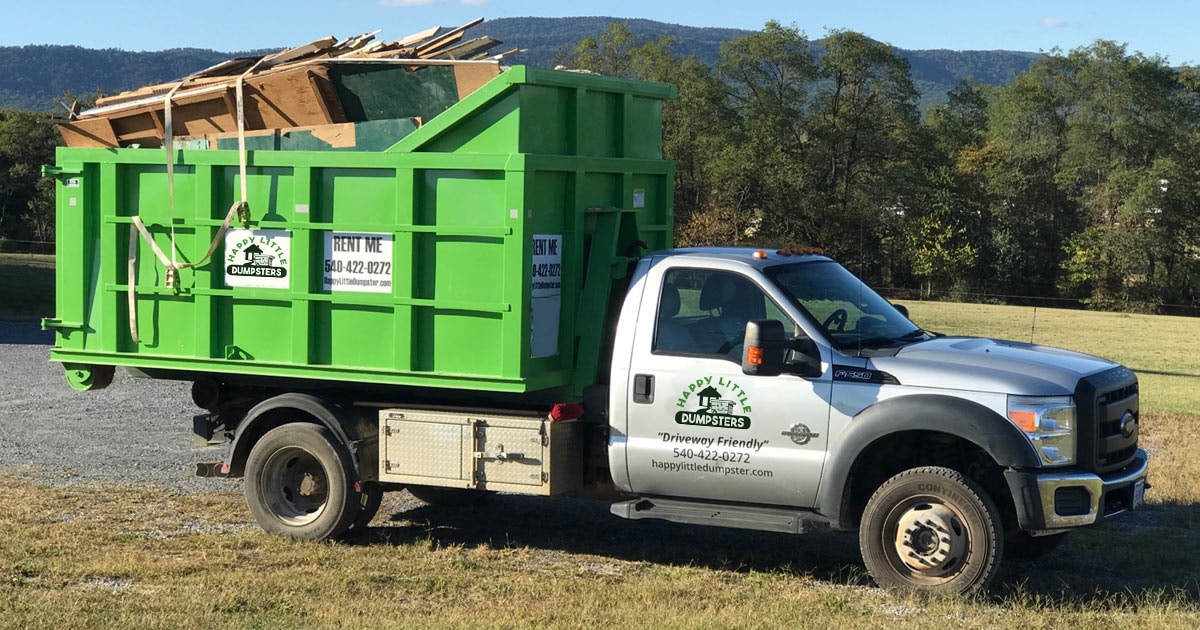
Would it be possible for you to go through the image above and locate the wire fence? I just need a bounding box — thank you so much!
[875,286,1200,318]
[0,239,54,256]
[2,239,1197,317]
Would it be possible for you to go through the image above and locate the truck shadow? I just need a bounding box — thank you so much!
[362,494,1200,605]
[368,493,865,584]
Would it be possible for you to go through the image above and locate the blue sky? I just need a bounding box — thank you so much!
[4,0,1198,65]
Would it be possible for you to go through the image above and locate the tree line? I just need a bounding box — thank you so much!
[4,21,1199,314]
[0,108,57,251]
[568,22,1200,313]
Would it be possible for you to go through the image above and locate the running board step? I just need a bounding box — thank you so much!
[610,497,829,534]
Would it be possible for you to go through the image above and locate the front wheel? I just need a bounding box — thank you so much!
[859,466,1003,594]
[245,423,360,541]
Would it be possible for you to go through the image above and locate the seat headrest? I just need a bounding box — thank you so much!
[699,274,737,311]
[660,283,681,318]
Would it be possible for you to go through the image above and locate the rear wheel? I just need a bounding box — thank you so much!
[245,423,360,541]
[859,466,1003,594]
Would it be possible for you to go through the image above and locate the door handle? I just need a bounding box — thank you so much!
[633,374,654,404]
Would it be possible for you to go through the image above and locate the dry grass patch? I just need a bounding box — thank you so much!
[1,474,1200,629]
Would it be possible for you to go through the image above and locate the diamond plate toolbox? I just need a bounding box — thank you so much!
[378,408,585,495]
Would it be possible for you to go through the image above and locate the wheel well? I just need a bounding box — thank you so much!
[842,430,1015,531]
[223,394,376,479]
[227,408,322,477]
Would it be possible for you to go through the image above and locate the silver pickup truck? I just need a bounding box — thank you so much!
[604,247,1149,593]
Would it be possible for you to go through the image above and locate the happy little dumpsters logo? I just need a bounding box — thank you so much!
[225,229,291,289]
[676,376,753,429]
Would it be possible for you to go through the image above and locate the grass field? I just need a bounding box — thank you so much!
[0,253,55,319]
[2,259,1200,628]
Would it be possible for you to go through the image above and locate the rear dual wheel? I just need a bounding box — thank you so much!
[245,423,381,540]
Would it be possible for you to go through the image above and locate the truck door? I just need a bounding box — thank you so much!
[623,265,832,508]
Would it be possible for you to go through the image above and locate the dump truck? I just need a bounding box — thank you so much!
[43,65,1149,594]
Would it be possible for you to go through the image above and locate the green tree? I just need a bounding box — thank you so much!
[713,22,819,246]
[978,50,1080,297]
[0,108,60,247]
[566,22,739,245]
[915,81,991,296]
[1050,43,1198,308]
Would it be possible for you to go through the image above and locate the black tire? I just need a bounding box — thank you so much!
[406,484,489,506]
[347,482,385,534]
[1005,531,1068,561]
[859,466,1004,594]
[245,423,360,541]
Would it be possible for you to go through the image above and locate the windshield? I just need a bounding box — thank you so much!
[765,261,925,352]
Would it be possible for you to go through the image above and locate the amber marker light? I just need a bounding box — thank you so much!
[1007,409,1039,432]
[748,346,764,365]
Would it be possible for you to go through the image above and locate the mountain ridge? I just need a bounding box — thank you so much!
[0,16,1039,111]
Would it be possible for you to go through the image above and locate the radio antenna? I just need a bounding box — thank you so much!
[1029,306,1038,344]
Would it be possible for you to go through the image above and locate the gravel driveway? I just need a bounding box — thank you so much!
[0,319,233,492]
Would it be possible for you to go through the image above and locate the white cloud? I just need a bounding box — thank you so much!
[1041,17,1076,29]
[461,0,490,6]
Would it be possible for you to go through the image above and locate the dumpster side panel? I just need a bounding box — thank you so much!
[47,67,674,396]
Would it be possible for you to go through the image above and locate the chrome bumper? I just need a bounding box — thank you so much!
[1035,448,1150,529]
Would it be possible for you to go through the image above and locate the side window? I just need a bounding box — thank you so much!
[653,268,791,358]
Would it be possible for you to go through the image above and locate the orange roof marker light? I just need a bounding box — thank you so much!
[752,249,768,259]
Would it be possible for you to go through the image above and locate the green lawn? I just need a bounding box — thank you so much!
[3,260,1200,627]
[0,253,54,320]
[906,300,1200,416]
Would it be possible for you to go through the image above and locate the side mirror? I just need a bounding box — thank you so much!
[742,320,786,376]
[892,302,909,319]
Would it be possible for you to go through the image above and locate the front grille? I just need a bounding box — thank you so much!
[1098,444,1138,469]
[1076,367,1139,475]
[1098,382,1138,405]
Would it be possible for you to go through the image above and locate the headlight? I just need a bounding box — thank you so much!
[1007,395,1076,466]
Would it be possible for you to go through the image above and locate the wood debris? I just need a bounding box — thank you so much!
[60,19,523,149]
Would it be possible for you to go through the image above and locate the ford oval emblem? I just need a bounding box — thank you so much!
[1119,411,1138,439]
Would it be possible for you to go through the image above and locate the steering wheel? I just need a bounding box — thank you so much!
[822,308,848,333]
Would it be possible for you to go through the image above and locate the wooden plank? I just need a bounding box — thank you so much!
[253,36,338,72]
[428,37,502,60]
[221,87,238,121]
[305,69,336,124]
[58,117,120,148]
[373,46,419,59]
[452,61,502,99]
[332,30,381,55]
[94,56,261,107]
[395,25,441,48]
[414,18,484,56]
[148,109,165,136]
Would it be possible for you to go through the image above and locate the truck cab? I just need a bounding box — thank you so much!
[607,247,1149,592]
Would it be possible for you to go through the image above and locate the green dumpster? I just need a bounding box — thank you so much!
[44,66,675,395]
